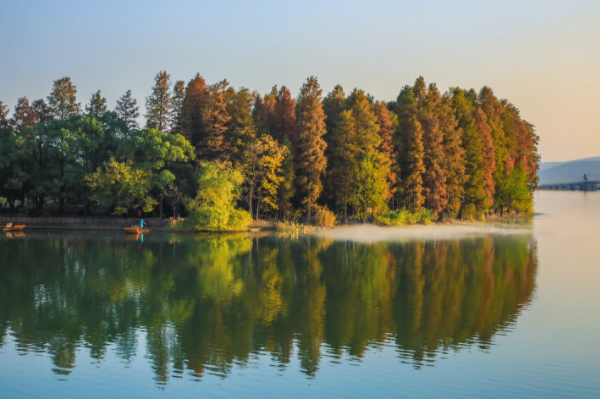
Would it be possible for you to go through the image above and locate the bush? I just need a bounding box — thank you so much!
[314,205,336,227]
[374,208,438,226]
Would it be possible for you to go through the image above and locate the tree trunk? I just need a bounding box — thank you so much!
[159,194,163,219]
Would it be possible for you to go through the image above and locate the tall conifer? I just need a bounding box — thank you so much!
[115,90,140,130]
[199,79,231,159]
[178,74,208,151]
[171,80,185,132]
[85,90,107,119]
[295,76,327,218]
[12,97,37,133]
[270,86,296,144]
[0,101,10,129]
[404,116,425,212]
[47,77,81,119]
[145,71,173,132]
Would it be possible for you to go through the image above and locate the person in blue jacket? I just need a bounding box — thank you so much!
[139,219,146,229]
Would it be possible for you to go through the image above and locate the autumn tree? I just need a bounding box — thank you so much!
[85,90,107,119]
[241,135,288,218]
[145,71,173,131]
[226,87,256,163]
[295,76,327,219]
[373,100,397,200]
[47,77,81,119]
[403,116,425,212]
[12,97,37,133]
[269,86,296,144]
[178,73,208,151]
[329,109,358,221]
[199,79,231,159]
[115,90,140,131]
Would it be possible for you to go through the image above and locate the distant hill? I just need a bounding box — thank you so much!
[538,157,600,185]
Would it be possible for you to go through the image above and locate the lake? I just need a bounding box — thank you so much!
[1,190,599,398]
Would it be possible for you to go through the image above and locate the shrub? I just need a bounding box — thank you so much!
[374,208,438,226]
[314,205,336,227]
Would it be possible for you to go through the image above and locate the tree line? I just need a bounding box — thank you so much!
[0,73,539,224]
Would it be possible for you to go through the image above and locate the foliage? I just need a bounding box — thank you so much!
[180,161,251,231]
[145,71,173,131]
[314,205,336,227]
[374,208,438,226]
[115,90,140,131]
[85,158,157,215]
[295,76,327,218]
[47,77,81,120]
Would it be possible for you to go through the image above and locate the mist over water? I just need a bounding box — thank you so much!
[316,220,533,243]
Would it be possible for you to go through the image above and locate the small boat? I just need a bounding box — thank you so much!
[249,228,260,232]
[125,226,150,234]
[1,223,25,231]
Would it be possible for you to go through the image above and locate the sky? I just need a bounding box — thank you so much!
[1,0,598,162]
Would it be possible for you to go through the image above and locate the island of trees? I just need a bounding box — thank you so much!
[0,73,539,230]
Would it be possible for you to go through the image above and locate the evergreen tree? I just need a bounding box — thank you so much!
[145,71,173,131]
[404,116,425,212]
[12,97,37,133]
[85,90,107,119]
[226,87,257,163]
[478,86,507,210]
[0,101,9,129]
[252,93,270,136]
[270,86,296,144]
[199,79,231,160]
[419,84,447,215]
[115,90,140,131]
[322,84,346,143]
[295,76,327,219]
[329,110,358,222]
[47,77,81,119]
[393,84,418,206]
[178,73,208,151]
[440,92,465,217]
[373,101,397,196]
[171,80,185,132]
[473,108,496,210]
[32,99,53,125]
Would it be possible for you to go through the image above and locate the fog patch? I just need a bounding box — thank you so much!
[315,223,532,243]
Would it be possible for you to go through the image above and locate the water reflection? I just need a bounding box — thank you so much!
[0,231,537,384]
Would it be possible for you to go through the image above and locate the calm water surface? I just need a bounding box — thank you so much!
[0,191,599,398]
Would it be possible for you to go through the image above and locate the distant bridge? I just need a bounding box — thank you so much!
[539,180,600,191]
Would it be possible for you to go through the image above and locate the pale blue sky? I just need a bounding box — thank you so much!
[1,0,598,161]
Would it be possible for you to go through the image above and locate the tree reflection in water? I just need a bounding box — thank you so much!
[0,231,537,384]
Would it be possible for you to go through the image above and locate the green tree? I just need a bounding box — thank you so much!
[295,76,327,219]
[47,77,81,119]
[351,156,389,221]
[226,87,256,163]
[85,90,107,119]
[86,158,157,215]
[183,161,251,231]
[145,71,173,131]
[0,101,9,129]
[241,134,288,218]
[32,99,53,125]
[115,90,140,131]
[171,80,185,132]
